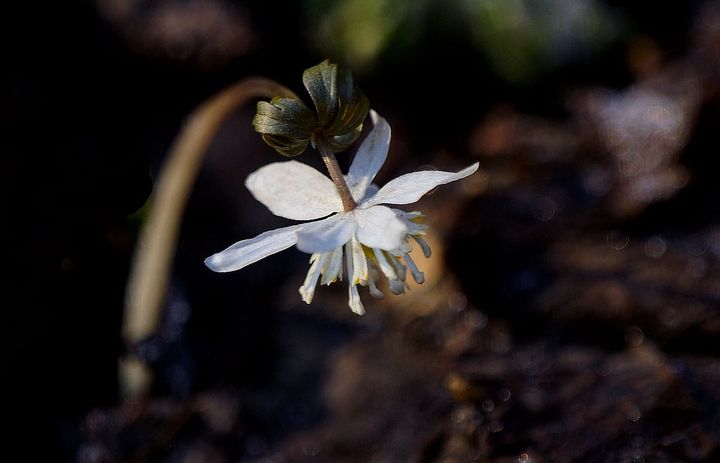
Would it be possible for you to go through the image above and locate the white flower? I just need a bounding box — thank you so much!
[205,111,478,314]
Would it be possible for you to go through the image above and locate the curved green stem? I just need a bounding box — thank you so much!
[121,77,298,399]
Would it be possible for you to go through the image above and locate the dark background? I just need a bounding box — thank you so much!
[4,0,720,461]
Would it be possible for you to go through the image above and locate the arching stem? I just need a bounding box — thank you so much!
[121,77,298,399]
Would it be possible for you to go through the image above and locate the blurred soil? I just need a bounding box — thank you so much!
[81,3,720,460]
[5,0,720,462]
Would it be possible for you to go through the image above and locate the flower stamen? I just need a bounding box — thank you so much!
[372,247,398,281]
[350,238,368,284]
[344,240,365,315]
[403,253,425,284]
[321,246,344,285]
[412,235,432,258]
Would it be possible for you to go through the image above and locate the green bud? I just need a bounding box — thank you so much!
[252,60,370,157]
[254,97,316,157]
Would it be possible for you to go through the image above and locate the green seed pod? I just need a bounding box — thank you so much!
[253,60,370,157]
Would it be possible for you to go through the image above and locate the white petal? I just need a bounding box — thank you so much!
[346,111,391,201]
[296,214,356,253]
[361,162,480,208]
[361,184,379,202]
[353,205,407,251]
[245,161,342,220]
[204,224,304,272]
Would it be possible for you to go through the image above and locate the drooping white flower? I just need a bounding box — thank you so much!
[205,111,478,314]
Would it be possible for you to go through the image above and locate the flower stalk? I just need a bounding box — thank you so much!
[318,143,357,211]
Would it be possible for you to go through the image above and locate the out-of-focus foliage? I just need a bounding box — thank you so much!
[306,0,430,71]
[307,0,622,81]
[459,0,622,82]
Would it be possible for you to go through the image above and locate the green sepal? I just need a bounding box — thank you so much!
[253,97,316,138]
[302,59,338,127]
[260,134,311,157]
[252,97,316,157]
[324,68,369,152]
